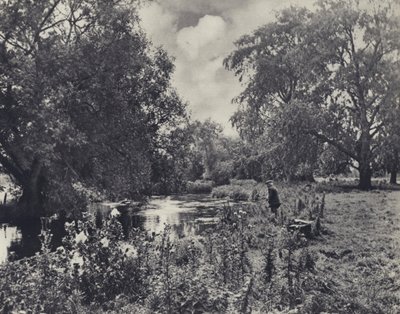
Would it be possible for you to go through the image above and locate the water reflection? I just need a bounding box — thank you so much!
[0,224,22,263]
[0,218,45,263]
[0,218,64,264]
[133,195,225,238]
[0,194,227,263]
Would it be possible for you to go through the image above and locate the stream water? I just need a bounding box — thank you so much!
[0,194,227,263]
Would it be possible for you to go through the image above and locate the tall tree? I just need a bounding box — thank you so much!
[376,89,400,184]
[0,0,187,216]
[189,119,222,180]
[225,0,400,189]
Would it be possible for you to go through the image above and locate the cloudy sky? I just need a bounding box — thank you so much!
[140,0,315,135]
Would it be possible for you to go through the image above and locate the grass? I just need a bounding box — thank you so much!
[211,179,263,201]
[302,190,400,313]
[314,178,400,193]
[212,181,400,312]
[2,183,400,313]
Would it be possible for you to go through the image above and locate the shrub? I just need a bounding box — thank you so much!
[211,185,250,201]
[230,179,258,186]
[186,180,214,194]
[3,183,389,313]
[210,161,234,186]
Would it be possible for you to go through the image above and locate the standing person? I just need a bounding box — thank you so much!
[266,180,281,216]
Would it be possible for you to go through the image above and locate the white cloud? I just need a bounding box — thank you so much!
[176,15,226,60]
[140,2,178,50]
[139,0,316,135]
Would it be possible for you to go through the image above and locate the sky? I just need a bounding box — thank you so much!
[139,0,315,136]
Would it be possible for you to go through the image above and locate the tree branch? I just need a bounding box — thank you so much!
[306,129,358,161]
[26,0,62,55]
[370,122,384,138]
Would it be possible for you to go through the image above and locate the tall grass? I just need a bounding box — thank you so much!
[1,184,398,313]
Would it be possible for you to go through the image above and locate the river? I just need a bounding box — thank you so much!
[0,194,227,263]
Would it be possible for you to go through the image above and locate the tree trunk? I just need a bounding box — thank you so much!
[358,162,372,190]
[19,183,43,218]
[389,149,398,185]
[357,128,372,190]
[18,159,45,218]
[390,170,397,185]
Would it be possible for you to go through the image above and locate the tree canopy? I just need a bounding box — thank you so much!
[0,0,187,216]
[225,0,400,188]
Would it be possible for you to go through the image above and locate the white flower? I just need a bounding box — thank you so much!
[75,231,88,244]
[110,208,121,217]
[100,237,110,248]
[71,251,84,267]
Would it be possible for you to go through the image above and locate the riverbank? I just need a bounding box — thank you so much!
[1,185,400,313]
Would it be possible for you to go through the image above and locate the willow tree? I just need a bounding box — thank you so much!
[225,0,400,189]
[0,0,187,216]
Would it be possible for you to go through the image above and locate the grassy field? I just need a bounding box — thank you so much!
[301,189,400,313]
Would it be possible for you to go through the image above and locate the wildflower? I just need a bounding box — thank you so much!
[75,231,87,244]
[71,251,84,268]
[110,208,121,218]
[100,237,110,248]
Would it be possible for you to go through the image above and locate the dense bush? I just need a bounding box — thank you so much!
[186,180,214,194]
[210,161,234,186]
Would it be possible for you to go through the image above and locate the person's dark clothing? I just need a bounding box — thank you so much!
[268,186,281,214]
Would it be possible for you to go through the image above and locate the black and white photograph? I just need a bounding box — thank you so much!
[0,0,400,313]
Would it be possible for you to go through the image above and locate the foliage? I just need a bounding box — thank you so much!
[187,119,223,180]
[3,184,400,313]
[150,124,194,195]
[232,153,264,182]
[209,160,234,186]
[225,0,400,189]
[182,120,245,185]
[0,0,187,215]
[212,185,250,201]
[186,180,214,194]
